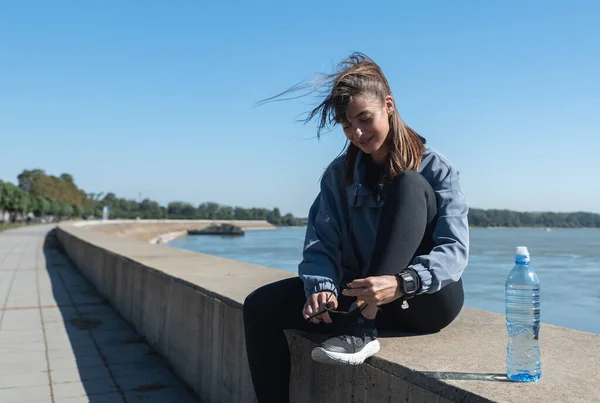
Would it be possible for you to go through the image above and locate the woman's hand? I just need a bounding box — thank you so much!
[303,291,338,324]
[342,275,404,305]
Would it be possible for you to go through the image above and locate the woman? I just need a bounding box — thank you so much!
[243,53,469,403]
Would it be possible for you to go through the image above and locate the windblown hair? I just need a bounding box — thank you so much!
[260,53,425,183]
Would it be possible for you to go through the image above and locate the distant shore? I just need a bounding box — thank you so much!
[470,226,599,229]
[251,225,599,230]
[275,225,598,230]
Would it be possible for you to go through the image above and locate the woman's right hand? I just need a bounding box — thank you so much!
[303,291,338,324]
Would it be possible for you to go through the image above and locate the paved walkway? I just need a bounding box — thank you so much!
[0,225,200,403]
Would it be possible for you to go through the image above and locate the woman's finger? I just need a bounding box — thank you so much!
[305,296,318,316]
[321,293,337,310]
[311,297,321,313]
[310,311,323,324]
[304,302,321,323]
[326,292,338,310]
[343,287,374,297]
[347,278,371,289]
[303,301,313,319]
[310,298,322,323]
[317,293,328,307]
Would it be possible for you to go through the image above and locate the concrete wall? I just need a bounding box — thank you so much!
[56,222,600,403]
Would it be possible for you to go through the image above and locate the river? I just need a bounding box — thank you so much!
[170,227,600,334]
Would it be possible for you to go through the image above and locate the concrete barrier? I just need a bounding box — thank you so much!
[56,221,600,403]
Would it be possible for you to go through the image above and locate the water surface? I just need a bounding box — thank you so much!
[170,227,600,334]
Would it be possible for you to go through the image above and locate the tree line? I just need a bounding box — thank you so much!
[96,195,307,226]
[0,175,86,219]
[0,169,307,226]
[468,208,600,228]
[2,169,600,228]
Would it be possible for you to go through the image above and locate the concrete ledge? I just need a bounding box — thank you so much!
[56,222,600,403]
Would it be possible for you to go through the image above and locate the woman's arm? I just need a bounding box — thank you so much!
[298,165,345,298]
[413,150,470,294]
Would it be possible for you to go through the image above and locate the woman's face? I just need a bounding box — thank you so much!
[342,94,394,163]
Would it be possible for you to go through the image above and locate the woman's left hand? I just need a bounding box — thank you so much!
[342,275,404,306]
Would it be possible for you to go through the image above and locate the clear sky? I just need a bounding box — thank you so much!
[1,1,598,216]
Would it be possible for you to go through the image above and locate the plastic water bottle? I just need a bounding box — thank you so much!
[505,246,541,382]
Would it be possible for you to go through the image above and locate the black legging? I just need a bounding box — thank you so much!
[243,171,465,403]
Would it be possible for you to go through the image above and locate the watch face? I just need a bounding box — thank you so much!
[402,274,416,293]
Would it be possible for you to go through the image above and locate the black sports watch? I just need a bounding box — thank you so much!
[396,270,418,299]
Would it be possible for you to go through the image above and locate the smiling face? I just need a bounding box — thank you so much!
[341,94,394,164]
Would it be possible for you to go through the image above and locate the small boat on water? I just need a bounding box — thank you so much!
[188,223,245,236]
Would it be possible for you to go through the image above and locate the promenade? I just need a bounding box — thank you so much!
[3,222,599,402]
[0,225,199,403]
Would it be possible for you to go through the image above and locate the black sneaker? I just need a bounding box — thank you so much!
[311,306,380,365]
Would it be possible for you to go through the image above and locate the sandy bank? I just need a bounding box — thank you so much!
[74,219,275,243]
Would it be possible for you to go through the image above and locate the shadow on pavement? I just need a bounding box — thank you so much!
[42,229,200,402]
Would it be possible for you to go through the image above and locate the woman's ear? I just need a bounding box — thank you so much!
[385,95,395,115]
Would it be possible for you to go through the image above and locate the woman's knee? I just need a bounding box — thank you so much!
[385,171,437,219]
[390,170,433,193]
[388,171,436,205]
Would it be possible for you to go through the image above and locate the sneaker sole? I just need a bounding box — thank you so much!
[311,340,380,365]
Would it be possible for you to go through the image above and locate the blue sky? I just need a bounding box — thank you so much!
[1,1,598,216]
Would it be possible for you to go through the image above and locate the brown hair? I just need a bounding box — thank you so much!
[260,52,425,183]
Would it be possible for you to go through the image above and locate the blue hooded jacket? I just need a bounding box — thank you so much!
[298,144,469,298]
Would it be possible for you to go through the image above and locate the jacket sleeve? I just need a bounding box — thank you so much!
[297,168,344,298]
[412,153,470,294]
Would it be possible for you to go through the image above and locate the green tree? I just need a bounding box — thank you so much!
[34,196,48,216]
[139,199,161,218]
[59,203,74,217]
[217,206,234,220]
[73,204,83,217]
[180,203,196,218]
[267,207,282,225]
[283,213,296,226]
[205,202,220,219]
[0,182,18,212]
[60,173,74,184]
[14,188,32,215]
[18,169,45,192]
[50,199,61,216]
[168,202,184,217]
[234,207,250,220]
